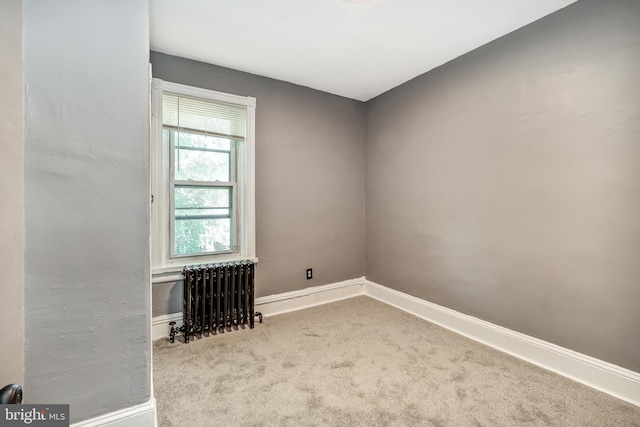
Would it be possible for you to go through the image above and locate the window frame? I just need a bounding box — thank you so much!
[151,79,256,274]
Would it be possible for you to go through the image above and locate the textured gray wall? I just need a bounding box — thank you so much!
[151,52,366,313]
[0,0,24,387]
[365,0,640,372]
[24,1,151,422]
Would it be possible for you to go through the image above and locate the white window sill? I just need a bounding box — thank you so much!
[152,256,259,284]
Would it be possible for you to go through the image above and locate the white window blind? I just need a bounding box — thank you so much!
[163,93,247,141]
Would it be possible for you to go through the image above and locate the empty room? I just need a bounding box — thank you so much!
[1,0,639,426]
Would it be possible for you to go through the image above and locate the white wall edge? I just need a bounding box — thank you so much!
[364,280,640,408]
[71,398,156,427]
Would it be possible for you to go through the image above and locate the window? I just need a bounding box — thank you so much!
[151,79,256,273]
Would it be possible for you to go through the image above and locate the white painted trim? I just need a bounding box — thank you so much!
[243,101,256,260]
[153,396,158,427]
[71,398,156,427]
[151,277,366,340]
[148,66,158,427]
[151,257,260,280]
[256,276,365,317]
[364,280,640,408]
[152,312,183,340]
[149,80,166,271]
[161,80,256,107]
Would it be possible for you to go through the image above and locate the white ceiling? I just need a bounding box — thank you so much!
[150,0,577,102]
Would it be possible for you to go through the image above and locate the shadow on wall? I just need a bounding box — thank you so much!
[153,280,183,317]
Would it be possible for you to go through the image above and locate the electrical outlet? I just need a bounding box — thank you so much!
[306,268,313,280]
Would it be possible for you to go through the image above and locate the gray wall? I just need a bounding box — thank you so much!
[0,0,24,387]
[366,0,640,372]
[24,1,151,422]
[150,52,366,315]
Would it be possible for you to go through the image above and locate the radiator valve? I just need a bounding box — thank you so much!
[169,321,185,344]
[254,312,263,325]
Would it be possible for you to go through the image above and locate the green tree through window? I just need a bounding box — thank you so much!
[166,129,235,256]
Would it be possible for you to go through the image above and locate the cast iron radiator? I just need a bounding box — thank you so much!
[169,261,262,343]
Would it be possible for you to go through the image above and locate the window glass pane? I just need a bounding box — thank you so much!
[175,218,231,255]
[175,147,230,182]
[174,187,230,216]
[169,130,231,182]
[174,186,232,256]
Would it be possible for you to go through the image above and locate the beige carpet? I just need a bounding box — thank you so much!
[154,296,640,426]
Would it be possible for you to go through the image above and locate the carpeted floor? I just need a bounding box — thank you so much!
[153,296,640,426]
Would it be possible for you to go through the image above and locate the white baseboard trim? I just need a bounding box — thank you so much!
[151,277,366,340]
[71,398,156,427]
[364,280,640,408]
[256,276,365,317]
